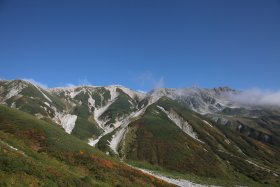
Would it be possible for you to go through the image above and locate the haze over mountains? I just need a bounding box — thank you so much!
[1,79,280,186]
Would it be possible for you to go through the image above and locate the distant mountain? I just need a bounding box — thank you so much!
[1,79,280,186]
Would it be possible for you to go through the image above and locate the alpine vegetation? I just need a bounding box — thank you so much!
[1,79,280,186]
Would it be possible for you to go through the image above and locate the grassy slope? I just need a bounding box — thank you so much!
[0,105,173,187]
[123,99,226,176]
[5,81,65,117]
[122,97,280,186]
[71,117,101,140]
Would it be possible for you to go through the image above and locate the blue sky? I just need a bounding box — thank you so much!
[0,0,280,91]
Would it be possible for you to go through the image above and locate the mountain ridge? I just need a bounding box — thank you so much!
[1,79,280,186]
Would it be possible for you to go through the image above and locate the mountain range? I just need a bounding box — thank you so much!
[1,79,280,186]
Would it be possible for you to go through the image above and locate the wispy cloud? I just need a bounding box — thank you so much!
[137,90,147,94]
[227,88,280,107]
[61,78,92,88]
[22,78,48,89]
[65,83,76,87]
[135,72,165,91]
[154,77,165,89]
[78,78,92,86]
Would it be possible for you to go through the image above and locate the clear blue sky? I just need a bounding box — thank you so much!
[0,0,280,91]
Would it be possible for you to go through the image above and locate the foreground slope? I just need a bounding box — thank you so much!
[0,105,173,187]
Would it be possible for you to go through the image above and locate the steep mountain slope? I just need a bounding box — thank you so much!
[50,85,146,145]
[1,79,280,186]
[119,97,280,186]
[0,105,173,186]
[0,80,145,143]
[0,80,78,134]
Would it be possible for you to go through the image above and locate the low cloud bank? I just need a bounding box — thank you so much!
[227,88,280,107]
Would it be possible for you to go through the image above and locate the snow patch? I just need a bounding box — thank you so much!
[88,94,95,111]
[53,110,77,134]
[5,88,21,100]
[88,137,101,147]
[3,82,26,101]
[106,86,120,101]
[69,89,81,99]
[60,114,77,134]
[44,102,50,107]
[11,102,16,108]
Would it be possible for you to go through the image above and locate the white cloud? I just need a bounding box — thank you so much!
[78,78,92,86]
[227,88,280,107]
[135,72,165,90]
[154,77,165,89]
[65,83,76,87]
[137,90,147,94]
[22,78,48,89]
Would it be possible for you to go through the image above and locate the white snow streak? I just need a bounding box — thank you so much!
[128,100,134,106]
[130,165,210,187]
[88,128,115,147]
[202,120,213,127]
[88,88,121,146]
[0,140,26,156]
[246,160,272,173]
[157,105,203,143]
[88,94,95,111]
[93,87,119,129]
[0,140,18,151]
[94,99,116,130]
[108,107,147,153]
[109,127,127,153]
[34,85,52,103]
